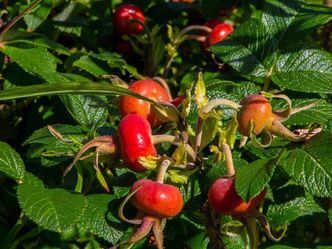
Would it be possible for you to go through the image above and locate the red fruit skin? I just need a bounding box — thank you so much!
[114,39,133,56]
[236,94,273,137]
[171,95,185,107]
[130,179,184,218]
[204,19,223,30]
[208,177,266,215]
[118,114,157,172]
[120,79,171,128]
[205,23,234,48]
[113,4,145,35]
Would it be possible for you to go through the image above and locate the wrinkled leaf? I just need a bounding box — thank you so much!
[280,131,332,198]
[235,157,280,202]
[267,197,325,227]
[272,48,332,93]
[0,142,25,181]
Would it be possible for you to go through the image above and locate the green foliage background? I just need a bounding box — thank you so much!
[0,0,331,248]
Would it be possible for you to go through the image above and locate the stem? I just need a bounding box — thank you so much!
[262,67,273,92]
[74,163,83,193]
[156,159,171,184]
[174,25,212,44]
[242,215,259,249]
[118,186,144,225]
[201,98,241,114]
[194,116,204,152]
[153,76,172,100]
[0,0,42,38]
[151,134,196,161]
[163,25,212,78]
[2,213,27,247]
[221,143,235,177]
[129,19,150,37]
[186,34,207,42]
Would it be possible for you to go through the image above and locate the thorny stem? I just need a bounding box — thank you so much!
[153,76,172,100]
[151,134,196,161]
[0,0,42,38]
[221,143,235,177]
[156,159,171,184]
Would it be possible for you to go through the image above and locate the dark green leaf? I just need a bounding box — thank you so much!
[0,142,25,181]
[272,48,332,93]
[280,131,332,198]
[267,197,325,227]
[185,232,209,249]
[210,19,273,79]
[4,31,70,55]
[17,173,86,233]
[91,52,143,79]
[235,157,280,202]
[80,195,124,244]
[0,46,59,80]
[23,1,52,31]
[262,0,332,47]
[61,95,108,129]
[73,55,110,77]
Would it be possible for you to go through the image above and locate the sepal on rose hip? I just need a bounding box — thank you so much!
[115,160,183,249]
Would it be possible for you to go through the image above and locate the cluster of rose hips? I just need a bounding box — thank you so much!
[111,3,235,58]
[59,74,309,248]
[59,4,314,248]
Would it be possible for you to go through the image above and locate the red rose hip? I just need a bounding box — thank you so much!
[113,4,145,35]
[205,23,233,48]
[130,179,183,218]
[208,177,266,215]
[120,79,171,127]
[236,94,273,137]
[118,114,157,172]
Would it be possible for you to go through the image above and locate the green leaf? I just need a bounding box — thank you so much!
[272,48,332,93]
[185,232,209,249]
[0,82,155,103]
[235,157,280,202]
[3,31,70,55]
[61,95,108,129]
[23,125,85,145]
[267,197,325,227]
[23,1,52,31]
[0,142,25,181]
[273,99,332,126]
[280,131,332,198]
[73,55,110,77]
[17,173,86,233]
[264,246,299,249]
[0,45,59,80]
[262,0,332,47]
[91,52,143,79]
[210,19,272,79]
[80,195,123,244]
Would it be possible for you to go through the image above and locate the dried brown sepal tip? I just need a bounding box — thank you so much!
[236,94,317,147]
